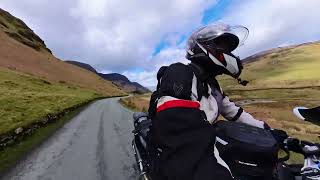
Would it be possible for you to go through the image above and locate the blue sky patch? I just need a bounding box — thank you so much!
[152,34,187,56]
[152,1,231,57]
[202,0,231,24]
[152,39,168,56]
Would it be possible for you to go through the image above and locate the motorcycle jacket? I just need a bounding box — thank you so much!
[149,62,265,128]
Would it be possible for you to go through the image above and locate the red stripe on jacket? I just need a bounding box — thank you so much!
[157,99,200,112]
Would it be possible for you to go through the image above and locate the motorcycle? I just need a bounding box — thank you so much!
[132,109,320,180]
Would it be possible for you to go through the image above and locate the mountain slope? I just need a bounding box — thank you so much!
[132,82,150,91]
[219,41,320,90]
[0,10,125,96]
[0,29,124,96]
[65,60,98,73]
[0,68,103,135]
[0,8,51,53]
[97,73,150,94]
[65,61,151,94]
[0,8,127,133]
[99,73,130,82]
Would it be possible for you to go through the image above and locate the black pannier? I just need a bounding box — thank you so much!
[213,120,279,178]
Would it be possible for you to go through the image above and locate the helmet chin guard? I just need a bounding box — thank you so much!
[195,42,243,78]
[186,23,249,81]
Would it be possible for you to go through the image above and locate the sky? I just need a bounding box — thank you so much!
[1,0,320,87]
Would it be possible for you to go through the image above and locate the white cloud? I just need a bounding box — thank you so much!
[134,0,320,86]
[0,0,216,73]
[123,46,188,86]
[2,0,320,87]
[0,0,217,86]
[221,0,320,58]
[69,0,216,71]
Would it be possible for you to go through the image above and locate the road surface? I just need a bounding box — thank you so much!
[2,98,139,180]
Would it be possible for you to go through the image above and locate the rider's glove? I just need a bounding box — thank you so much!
[263,123,289,148]
[270,129,288,148]
[286,138,303,154]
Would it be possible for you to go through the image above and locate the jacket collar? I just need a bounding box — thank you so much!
[189,62,214,82]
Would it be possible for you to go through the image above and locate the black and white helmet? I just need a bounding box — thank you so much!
[186,23,249,79]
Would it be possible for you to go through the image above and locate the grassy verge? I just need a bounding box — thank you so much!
[0,67,125,174]
[119,94,151,112]
[0,68,105,135]
[0,101,90,174]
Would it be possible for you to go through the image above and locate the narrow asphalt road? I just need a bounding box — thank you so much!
[2,98,139,180]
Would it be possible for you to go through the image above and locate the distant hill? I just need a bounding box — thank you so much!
[0,8,125,97]
[65,60,98,73]
[99,73,130,82]
[65,61,151,94]
[99,73,151,94]
[132,82,151,92]
[147,86,156,92]
[219,41,320,90]
[243,41,320,64]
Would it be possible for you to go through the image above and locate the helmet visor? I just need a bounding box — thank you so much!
[195,23,249,47]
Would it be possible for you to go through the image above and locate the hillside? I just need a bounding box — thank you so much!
[218,41,320,90]
[0,68,102,135]
[243,41,320,64]
[0,9,125,97]
[0,8,51,53]
[65,60,98,73]
[0,9,126,134]
[65,60,150,94]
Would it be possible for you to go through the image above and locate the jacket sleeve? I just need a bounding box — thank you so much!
[220,94,265,129]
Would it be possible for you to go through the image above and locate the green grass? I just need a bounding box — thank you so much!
[0,102,89,174]
[218,42,320,89]
[119,94,150,112]
[0,68,103,135]
[225,87,320,102]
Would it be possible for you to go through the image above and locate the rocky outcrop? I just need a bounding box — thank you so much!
[0,8,51,53]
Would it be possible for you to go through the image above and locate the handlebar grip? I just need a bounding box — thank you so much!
[270,129,288,148]
[285,138,304,154]
[285,138,320,156]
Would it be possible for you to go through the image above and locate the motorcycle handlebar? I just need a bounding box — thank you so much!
[269,128,320,156]
[284,137,320,156]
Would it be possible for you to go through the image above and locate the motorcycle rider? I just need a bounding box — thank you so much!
[148,23,273,180]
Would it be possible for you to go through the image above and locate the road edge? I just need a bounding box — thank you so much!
[0,96,123,176]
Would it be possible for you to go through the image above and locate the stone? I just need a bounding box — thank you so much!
[15,127,23,134]
[0,135,11,143]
